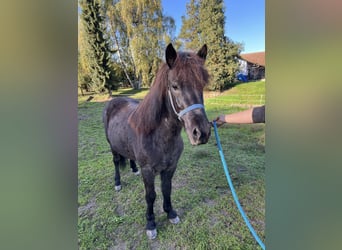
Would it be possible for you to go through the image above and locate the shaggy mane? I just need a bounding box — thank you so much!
[129,50,209,134]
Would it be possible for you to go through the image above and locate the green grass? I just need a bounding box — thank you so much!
[78,81,265,249]
[205,81,265,112]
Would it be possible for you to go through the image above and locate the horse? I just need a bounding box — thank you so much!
[103,43,211,239]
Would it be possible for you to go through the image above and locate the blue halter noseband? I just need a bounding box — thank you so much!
[167,89,205,120]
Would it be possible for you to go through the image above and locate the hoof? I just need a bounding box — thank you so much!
[133,170,140,176]
[169,216,180,224]
[115,185,122,191]
[146,229,157,240]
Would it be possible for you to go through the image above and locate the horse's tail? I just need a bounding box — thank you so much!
[103,101,110,140]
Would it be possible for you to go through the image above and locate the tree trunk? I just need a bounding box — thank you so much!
[110,19,135,89]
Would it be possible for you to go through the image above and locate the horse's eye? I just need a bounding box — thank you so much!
[171,84,178,90]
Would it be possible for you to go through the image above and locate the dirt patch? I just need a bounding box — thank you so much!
[204,198,216,207]
[78,197,97,217]
[109,241,127,250]
[115,203,125,217]
[149,240,163,250]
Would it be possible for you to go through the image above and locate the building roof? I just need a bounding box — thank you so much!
[239,52,265,67]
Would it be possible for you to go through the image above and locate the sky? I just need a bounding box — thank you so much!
[161,0,265,53]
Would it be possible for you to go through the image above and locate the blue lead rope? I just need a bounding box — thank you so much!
[212,121,265,250]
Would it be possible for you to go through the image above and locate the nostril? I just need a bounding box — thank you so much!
[193,128,197,136]
[193,127,200,138]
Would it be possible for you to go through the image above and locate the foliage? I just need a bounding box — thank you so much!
[79,0,246,92]
[79,0,117,94]
[105,0,176,89]
[78,50,90,95]
[162,15,181,49]
[179,0,201,50]
[78,81,265,249]
[78,21,92,93]
[106,0,140,89]
[120,0,163,88]
[179,0,243,91]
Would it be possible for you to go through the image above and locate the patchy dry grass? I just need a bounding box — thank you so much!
[78,81,265,249]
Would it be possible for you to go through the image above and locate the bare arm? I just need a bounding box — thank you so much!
[215,105,265,126]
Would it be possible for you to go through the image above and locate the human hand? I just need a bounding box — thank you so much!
[213,115,226,127]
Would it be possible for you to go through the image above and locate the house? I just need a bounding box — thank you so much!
[237,51,265,81]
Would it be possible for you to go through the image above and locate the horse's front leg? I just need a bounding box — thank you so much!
[160,169,180,224]
[141,168,157,239]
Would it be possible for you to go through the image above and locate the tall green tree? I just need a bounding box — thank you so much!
[178,0,201,50]
[78,19,92,94]
[119,0,164,88]
[105,0,137,89]
[162,16,178,50]
[199,0,241,90]
[105,0,177,89]
[180,0,242,90]
[80,0,117,94]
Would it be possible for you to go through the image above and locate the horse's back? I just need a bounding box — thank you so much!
[103,97,138,129]
[104,96,138,118]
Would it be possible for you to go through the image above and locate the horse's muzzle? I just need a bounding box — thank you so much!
[189,122,211,145]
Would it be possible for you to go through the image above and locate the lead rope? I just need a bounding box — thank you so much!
[212,121,266,250]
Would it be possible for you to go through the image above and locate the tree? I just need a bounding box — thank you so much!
[118,0,164,88]
[178,0,201,50]
[78,19,92,94]
[106,0,139,89]
[105,0,178,89]
[162,16,175,45]
[180,0,242,90]
[80,0,117,94]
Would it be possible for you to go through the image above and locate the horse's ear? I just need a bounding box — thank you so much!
[197,44,207,60]
[166,43,177,69]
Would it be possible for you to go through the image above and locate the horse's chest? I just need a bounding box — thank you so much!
[135,137,183,171]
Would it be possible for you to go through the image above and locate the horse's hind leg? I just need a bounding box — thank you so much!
[161,169,180,224]
[130,160,140,175]
[112,152,122,191]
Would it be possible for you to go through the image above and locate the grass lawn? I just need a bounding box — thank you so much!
[78,81,265,249]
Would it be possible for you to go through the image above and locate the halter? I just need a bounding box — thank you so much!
[167,89,205,120]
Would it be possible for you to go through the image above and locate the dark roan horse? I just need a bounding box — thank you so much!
[103,43,211,239]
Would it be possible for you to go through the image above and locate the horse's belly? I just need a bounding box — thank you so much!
[111,141,136,160]
[135,137,184,173]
